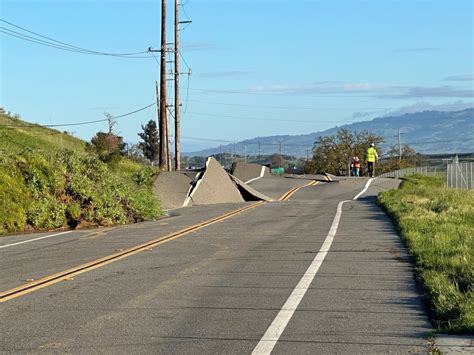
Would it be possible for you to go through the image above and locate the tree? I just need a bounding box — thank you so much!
[90,132,126,155]
[138,120,160,164]
[378,144,426,173]
[88,130,126,168]
[271,153,283,168]
[305,128,384,175]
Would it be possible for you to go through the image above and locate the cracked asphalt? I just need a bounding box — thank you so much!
[0,176,433,354]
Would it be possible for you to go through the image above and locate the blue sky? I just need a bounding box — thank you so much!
[1,0,473,152]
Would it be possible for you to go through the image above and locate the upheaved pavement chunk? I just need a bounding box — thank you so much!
[228,174,273,202]
[185,157,244,206]
[153,171,194,209]
[231,162,270,183]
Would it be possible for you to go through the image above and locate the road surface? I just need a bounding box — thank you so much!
[0,176,433,354]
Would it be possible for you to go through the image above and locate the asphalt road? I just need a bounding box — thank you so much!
[0,176,433,354]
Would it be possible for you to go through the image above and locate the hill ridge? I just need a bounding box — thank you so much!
[185,109,474,157]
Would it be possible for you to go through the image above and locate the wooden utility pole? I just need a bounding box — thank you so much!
[166,114,172,171]
[159,0,168,170]
[155,81,161,163]
[174,0,181,171]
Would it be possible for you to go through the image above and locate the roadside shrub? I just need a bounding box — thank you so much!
[0,170,27,234]
[27,196,66,229]
[132,166,156,186]
[65,202,82,227]
[0,148,162,235]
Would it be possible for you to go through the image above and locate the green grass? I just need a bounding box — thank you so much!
[0,114,87,153]
[0,112,162,235]
[378,175,473,334]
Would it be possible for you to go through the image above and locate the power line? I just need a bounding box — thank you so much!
[405,138,474,146]
[150,50,161,66]
[189,87,380,98]
[181,136,233,143]
[185,111,353,123]
[1,19,152,58]
[178,49,191,71]
[187,99,391,111]
[0,102,156,128]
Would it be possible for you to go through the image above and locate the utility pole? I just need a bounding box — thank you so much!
[244,144,247,163]
[174,0,181,171]
[155,81,161,162]
[159,0,168,170]
[166,112,172,171]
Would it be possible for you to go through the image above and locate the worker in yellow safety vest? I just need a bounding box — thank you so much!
[365,143,379,177]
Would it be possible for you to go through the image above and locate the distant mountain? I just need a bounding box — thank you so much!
[184,109,473,157]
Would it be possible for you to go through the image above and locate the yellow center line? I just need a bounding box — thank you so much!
[279,180,319,201]
[0,201,265,303]
[1,180,321,303]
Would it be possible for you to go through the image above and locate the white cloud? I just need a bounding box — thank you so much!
[385,86,474,99]
[442,74,474,82]
[251,81,474,99]
[383,101,474,117]
[251,81,387,95]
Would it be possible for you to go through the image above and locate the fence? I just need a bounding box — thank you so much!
[446,162,474,190]
[379,166,444,179]
[379,162,474,190]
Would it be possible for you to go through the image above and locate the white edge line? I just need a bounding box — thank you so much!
[184,156,212,207]
[245,166,266,184]
[0,231,72,249]
[252,199,349,355]
[353,177,374,200]
[183,171,204,207]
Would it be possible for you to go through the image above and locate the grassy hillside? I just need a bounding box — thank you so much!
[0,114,87,153]
[379,175,473,334]
[0,113,162,235]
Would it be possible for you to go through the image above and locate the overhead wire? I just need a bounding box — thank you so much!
[187,99,391,111]
[185,111,353,123]
[189,87,383,98]
[1,19,152,58]
[184,70,191,113]
[178,50,191,72]
[0,102,156,128]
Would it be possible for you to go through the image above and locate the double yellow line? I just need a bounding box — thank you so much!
[0,180,319,303]
[279,180,319,201]
[0,202,264,303]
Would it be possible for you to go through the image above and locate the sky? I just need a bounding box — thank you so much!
[1,0,473,153]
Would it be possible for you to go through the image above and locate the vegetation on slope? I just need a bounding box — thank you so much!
[378,175,473,333]
[0,112,162,235]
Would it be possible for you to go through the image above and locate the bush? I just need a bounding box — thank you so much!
[0,149,162,235]
[0,170,27,233]
[132,166,156,186]
[27,196,66,229]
